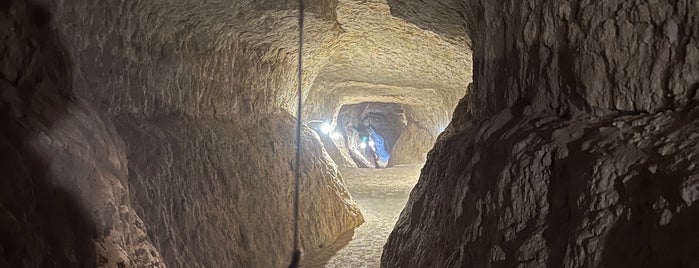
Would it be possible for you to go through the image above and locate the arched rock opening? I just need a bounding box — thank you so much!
[333,102,406,168]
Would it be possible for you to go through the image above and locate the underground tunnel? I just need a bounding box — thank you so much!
[320,102,410,169]
[1,0,698,267]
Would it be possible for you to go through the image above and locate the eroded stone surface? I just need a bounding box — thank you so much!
[115,113,363,267]
[385,109,699,267]
[383,0,699,267]
[2,0,367,267]
[1,2,163,266]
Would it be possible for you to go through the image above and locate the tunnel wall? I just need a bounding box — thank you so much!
[388,124,431,165]
[389,105,450,165]
[114,113,362,267]
[0,2,162,266]
[2,0,363,267]
[383,0,699,267]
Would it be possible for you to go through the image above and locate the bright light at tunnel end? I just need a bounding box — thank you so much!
[320,123,333,134]
[359,142,367,149]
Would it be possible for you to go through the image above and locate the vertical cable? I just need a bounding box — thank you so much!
[289,0,304,267]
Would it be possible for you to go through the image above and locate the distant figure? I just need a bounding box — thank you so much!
[368,127,390,168]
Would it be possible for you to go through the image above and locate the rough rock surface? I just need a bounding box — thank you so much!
[1,2,162,266]
[3,0,368,267]
[390,105,448,165]
[383,0,699,267]
[115,113,363,267]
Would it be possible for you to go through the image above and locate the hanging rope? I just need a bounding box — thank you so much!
[289,0,304,267]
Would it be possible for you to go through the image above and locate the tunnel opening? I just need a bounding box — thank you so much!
[335,102,406,169]
[295,0,472,265]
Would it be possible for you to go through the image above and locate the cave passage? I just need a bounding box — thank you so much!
[0,0,474,265]
[1,0,470,266]
[302,103,431,265]
[10,0,696,267]
[328,102,406,169]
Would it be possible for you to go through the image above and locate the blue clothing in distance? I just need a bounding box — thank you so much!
[369,127,390,163]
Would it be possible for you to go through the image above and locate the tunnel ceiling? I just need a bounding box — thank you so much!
[315,0,471,91]
[294,0,472,167]
[300,0,472,143]
[48,0,472,121]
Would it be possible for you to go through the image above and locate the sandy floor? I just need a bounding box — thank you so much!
[303,164,423,268]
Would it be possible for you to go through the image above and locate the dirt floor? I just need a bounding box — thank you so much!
[303,164,423,267]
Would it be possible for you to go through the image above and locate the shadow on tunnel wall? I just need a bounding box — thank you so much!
[602,160,699,268]
[385,0,468,40]
[1,1,96,267]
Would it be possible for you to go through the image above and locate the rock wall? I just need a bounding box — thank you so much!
[383,0,699,267]
[115,113,362,267]
[388,123,431,165]
[1,2,162,266]
[2,0,363,267]
[390,105,449,165]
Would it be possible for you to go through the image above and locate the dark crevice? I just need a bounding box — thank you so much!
[558,45,592,115]
[1,2,96,267]
[543,127,600,267]
[493,218,537,268]
[684,83,699,111]
[603,162,699,267]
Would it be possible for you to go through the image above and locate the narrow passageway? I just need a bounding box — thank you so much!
[5,0,696,267]
[303,164,422,267]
